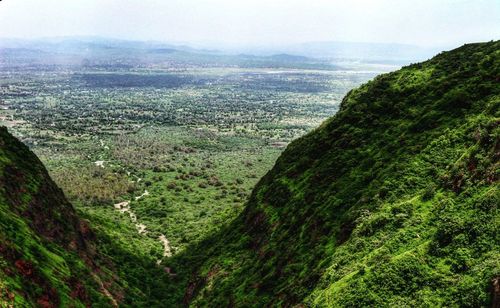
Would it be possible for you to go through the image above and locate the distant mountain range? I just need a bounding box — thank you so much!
[0,37,444,67]
[0,37,341,70]
[242,41,442,63]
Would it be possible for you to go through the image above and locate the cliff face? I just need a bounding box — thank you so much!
[180,41,499,307]
[0,127,112,307]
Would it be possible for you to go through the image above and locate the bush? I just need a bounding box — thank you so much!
[421,184,436,201]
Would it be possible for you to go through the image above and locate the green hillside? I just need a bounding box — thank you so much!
[170,41,499,306]
[0,41,498,307]
[0,127,118,307]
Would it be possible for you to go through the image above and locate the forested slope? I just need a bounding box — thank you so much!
[0,127,117,307]
[173,41,499,307]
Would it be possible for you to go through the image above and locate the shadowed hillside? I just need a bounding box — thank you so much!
[0,127,119,307]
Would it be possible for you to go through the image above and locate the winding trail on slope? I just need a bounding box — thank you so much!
[113,190,172,263]
[96,140,173,260]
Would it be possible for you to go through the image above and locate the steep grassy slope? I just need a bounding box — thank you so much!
[172,41,499,306]
[0,127,117,307]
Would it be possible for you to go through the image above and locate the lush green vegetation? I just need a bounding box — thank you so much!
[0,127,115,307]
[1,46,380,306]
[166,41,499,306]
[1,41,498,307]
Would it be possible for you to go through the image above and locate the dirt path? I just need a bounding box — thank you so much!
[136,223,147,235]
[134,190,149,200]
[158,234,172,258]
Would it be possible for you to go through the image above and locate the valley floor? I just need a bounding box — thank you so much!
[0,62,382,304]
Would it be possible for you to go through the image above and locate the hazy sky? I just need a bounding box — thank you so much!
[0,0,498,47]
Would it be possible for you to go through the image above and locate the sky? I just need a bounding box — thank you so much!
[0,0,499,48]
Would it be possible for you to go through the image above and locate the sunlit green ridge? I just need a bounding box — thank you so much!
[169,41,499,307]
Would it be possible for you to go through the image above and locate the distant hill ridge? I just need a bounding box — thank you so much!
[0,37,438,68]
